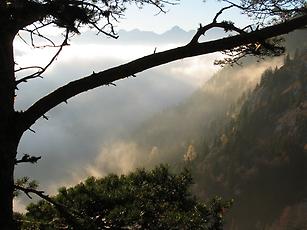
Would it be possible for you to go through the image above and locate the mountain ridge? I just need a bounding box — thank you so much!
[193,50,307,230]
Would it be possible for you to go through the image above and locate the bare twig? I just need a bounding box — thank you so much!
[189,5,246,44]
[16,30,70,85]
[15,66,44,73]
[213,5,234,22]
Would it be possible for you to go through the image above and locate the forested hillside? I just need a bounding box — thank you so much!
[192,49,307,229]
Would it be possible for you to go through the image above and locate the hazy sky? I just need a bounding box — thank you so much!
[119,0,247,33]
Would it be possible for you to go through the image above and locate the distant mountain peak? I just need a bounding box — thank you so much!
[163,26,186,34]
[170,25,184,31]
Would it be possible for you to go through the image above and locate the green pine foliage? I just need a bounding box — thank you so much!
[18,166,232,230]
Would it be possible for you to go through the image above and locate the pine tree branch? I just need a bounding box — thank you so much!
[21,14,307,132]
[14,185,86,230]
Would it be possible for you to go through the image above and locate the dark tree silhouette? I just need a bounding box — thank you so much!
[0,0,306,229]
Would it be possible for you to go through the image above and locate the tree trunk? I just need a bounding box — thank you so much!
[0,138,19,230]
[0,33,19,229]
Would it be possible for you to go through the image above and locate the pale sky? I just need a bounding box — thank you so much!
[118,0,248,33]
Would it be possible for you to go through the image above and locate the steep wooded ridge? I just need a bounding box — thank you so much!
[193,52,307,229]
[118,30,307,229]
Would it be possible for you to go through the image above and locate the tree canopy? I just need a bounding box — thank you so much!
[16,166,232,230]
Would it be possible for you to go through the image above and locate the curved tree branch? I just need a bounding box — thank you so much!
[21,14,307,132]
[189,21,246,44]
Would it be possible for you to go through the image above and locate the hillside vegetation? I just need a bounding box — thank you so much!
[192,50,307,230]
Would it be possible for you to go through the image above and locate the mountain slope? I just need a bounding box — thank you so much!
[193,50,307,229]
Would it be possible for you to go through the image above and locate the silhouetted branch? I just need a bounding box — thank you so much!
[215,36,285,66]
[213,5,234,22]
[20,13,307,132]
[28,128,36,133]
[14,185,86,229]
[89,22,119,39]
[189,21,245,44]
[14,185,45,200]
[15,154,41,165]
[22,22,57,48]
[15,66,44,73]
[189,5,245,44]
[15,30,69,85]
[148,0,179,14]
[223,0,307,22]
